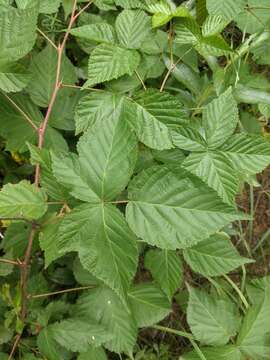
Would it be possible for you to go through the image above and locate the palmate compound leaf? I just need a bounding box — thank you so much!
[128,283,171,327]
[126,165,248,250]
[115,9,152,49]
[183,233,253,277]
[74,286,138,354]
[49,318,113,353]
[0,180,47,220]
[145,249,183,299]
[52,112,138,202]
[74,89,186,150]
[187,287,240,346]
[180,346,243,360]
[56,203,138,304]
[237,285,270,359]
[173,88,270,204]
[84,43,141,87]
[0,3,38,64]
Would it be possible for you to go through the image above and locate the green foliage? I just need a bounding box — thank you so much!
[0,1,270,359]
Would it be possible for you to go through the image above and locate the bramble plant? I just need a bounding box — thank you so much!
[1,0,270,359]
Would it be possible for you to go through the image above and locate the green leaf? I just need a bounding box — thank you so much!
[152,12,173,28]
[37,328,67,360]
[0,180,47,220]
[28,144,71,201]
[180,346,243,360]
[172,126,207,152]
[237,285,270,359]
[39,216,63,267]
[128,283,171,327]
[74,91,122,134]
[0,4,38,64]
[183,151,239,204]
[123,89,186,150]
[0,93,68,153]
[219,133,270,175]
[50,318,113,352]
[175,18,201,45]
[52,113,137,202]
[197,35,232,57]
[0,325,12,345]
[56,204,138,303]
[202,87,238,149]
[187,287,240,346]
[74,287,137,354]
[78,346,107,360]
[0,63,30,93]
[206,0,246,21]
[85,43,140,87]
[115,0,146,9]
[183,233,253,277]
[39,0,61,13]
[237,0,270,34]
[126,165,248,250]
[27,45,77,108]
[115,9,151,49]
[202,15,228,37]
[163,55,202,95]
[145,249,183,298]
[70,23,116,44]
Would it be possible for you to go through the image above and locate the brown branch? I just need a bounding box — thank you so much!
[2,93,38,131]
[29,285,95,299]
[8,1,93,357]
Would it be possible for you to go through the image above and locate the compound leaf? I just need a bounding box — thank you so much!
[52,113,137,202]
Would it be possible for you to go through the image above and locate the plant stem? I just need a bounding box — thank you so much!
[224,274,249,310]
[135,70,146,90]
[152,324,194,340]
[8,334,21,360]
[253,228,270,253]
[249,184,254,244]
[152,325,207,360]
[29,285,95,299]
[0,258,20,266]
[37,28,57,49]
[2,93,38,131]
